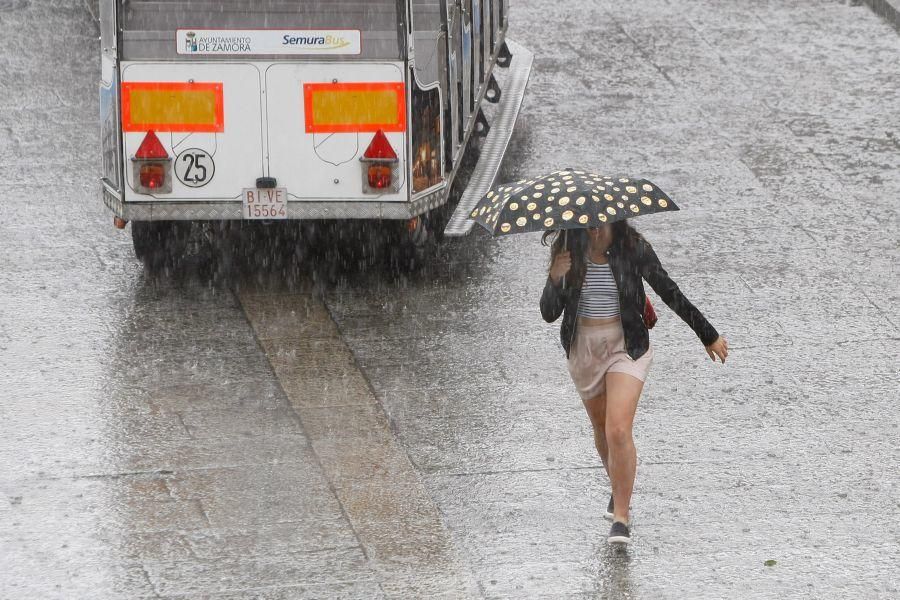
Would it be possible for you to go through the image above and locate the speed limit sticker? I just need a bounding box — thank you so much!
[175,148,215,188]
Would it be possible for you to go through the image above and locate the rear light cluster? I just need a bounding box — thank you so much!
[131,130,172,194]
[360,129,398,193]
[367,165,392,189]
[140,164,166,189]
[130,129,401,195]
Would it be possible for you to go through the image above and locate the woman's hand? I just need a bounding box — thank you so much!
[705,336,729,364]
[549,251,572,285]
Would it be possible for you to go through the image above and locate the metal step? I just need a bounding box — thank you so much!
[443,39,534,237]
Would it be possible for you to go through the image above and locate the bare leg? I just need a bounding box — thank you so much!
[581,390,609,478]
[605,372,645,523]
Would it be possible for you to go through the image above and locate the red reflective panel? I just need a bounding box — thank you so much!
[363,130,397,161]
[135,130,169,159]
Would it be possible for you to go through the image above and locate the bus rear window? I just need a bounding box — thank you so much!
[121,0,400,60]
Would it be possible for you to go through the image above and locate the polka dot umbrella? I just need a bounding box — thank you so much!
[469,168,679,235]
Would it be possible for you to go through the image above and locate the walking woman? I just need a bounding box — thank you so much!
[540,222,728,545]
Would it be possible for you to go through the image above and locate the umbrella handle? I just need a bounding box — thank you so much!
[561,229,567,290]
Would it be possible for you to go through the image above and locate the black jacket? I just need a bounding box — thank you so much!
[540,238,719,360]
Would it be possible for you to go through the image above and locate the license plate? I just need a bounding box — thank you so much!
[242,187,287,219]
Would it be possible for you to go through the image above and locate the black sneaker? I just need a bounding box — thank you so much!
[608,520,631,545]
[604,495,614,521]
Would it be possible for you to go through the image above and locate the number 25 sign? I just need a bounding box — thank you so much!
[175,148,215,188]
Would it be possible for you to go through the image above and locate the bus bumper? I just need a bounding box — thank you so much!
[102,180,448,221]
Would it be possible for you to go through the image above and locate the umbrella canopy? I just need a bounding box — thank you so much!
[469,168,678,236]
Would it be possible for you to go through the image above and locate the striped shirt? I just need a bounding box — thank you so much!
[577,259,621,319]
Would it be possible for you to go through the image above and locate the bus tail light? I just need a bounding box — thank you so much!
[367,165,392,189]
[131,130,172,194]
[139,164,166,189]
[360,130,399,193]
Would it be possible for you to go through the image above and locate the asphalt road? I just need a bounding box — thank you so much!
[1,1,898,598]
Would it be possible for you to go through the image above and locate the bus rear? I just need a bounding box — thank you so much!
[111,1,409,220]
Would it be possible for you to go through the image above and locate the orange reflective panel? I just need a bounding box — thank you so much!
[122,82,224,133]
[304,82,405,133]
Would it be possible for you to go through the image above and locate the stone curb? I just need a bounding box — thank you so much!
[865,0,900,30]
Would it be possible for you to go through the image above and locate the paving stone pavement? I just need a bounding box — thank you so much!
[0,0,898,599]
[324,1,900,597]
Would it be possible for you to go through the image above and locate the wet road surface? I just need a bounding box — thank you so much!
[2,0,899,598]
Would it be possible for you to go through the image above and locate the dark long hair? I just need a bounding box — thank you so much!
[541,221,646,287]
